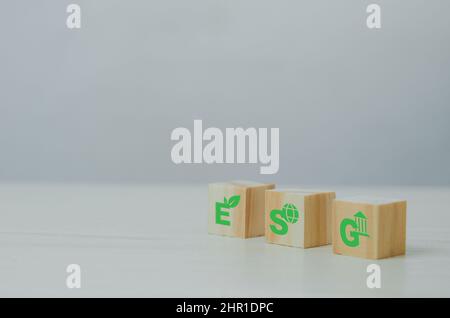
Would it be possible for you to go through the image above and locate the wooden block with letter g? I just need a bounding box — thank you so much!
[332,196,407,259]
[208,181,275,238]
[265,189,336,248]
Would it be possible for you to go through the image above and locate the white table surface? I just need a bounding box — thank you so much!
[0,183,449,297]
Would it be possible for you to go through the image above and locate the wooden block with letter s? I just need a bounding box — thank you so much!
[332,196,407,259]
[208,181,275,238]
[265,189,336,248]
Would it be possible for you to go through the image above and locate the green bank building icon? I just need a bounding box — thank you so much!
[353,211,369,236]
[340,211,369,247]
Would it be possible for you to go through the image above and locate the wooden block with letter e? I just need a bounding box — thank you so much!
[265,189,336,248]
[332,196,407,259]
[208,181,275,238]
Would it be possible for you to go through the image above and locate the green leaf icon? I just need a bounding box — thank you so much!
[223,197,228,207]
[227,195,240,208]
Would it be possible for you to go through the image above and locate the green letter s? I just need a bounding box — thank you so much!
[270,209,288,235]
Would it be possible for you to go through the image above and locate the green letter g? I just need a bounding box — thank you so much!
[340,218,360,247]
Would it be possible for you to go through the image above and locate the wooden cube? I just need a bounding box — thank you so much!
[208,181,275,238]
[332,196,407,259]
[265,189,336,248]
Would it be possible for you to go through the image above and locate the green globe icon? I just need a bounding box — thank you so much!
[282,203,299,224]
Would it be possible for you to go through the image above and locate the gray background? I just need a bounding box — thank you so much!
[1,0,449,185]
